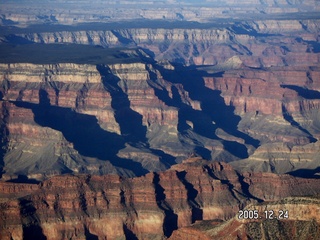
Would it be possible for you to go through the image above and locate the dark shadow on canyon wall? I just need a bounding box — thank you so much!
[281,103,317,143]
[176,171,203,223]
[19,199,47,240]
[0,100,9,179]
[153,172,178,238]
[288,167,320,179]
[123,224,138,240]
[236,172,264,203]
[84,226,99,240]
[151,64,260,159]
[13,96,148,176]
[282,85,320,100]
[97,64,176,168]
[7,175,40,184]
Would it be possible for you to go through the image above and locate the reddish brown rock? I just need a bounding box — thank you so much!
[1,160,320,239]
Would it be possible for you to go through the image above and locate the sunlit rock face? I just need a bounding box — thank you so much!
[1,0,320,26]
[169,197,320,240]
[0,1,320,240]
[1,13,320,178]
[1,159,320,240]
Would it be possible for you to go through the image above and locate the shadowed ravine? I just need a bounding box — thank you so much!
[150,64,260,159]
[13,98,149,176]
[176,171,203,223]
[97,64,176,168]
[19,199,47,240]
[0,101,9,178]
[153,172,178,238]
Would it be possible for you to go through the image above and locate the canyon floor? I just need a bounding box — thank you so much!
[0,0,320,239]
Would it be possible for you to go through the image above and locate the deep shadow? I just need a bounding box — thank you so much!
[229,23,281,37]
[123,224,139,240]
[151,64,260,159]
[13,99,148,176]
[0,100,9,179]
[7,175,40,184]
[287,167,320,179]
[306,40,320,53]
[84,226,99,240]
[153,172,178,237]
[236,172,263,202]
[97,64,147,144]
[111,30,134,45]
[19,199,47,240]
[23,225,47,240]
[281,85,320,99]
[204,164,263,203]
[5,35,35,44]
[176,171,203,223]
[146,67,218,160]
[97,64,176,168]
[281,104,317,143]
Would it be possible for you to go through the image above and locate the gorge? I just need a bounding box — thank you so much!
[0,0,320,239]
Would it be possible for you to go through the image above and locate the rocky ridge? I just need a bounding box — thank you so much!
[169,197,320,240]
[1,0,320,181]
[1,159,320,240]
[1,1,319,26]
[1,26,320,177]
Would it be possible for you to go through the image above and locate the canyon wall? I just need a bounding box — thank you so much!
[1,23,320,177]
[1,159,320,240]
[1,5,320,179]
[169,197,320,240]
[1,0,319,26]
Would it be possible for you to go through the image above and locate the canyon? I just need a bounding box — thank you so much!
[0,0,320,239]
[1,159,320,240]
[1,17,320,178]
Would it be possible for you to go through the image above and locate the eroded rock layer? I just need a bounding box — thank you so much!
[1,3,320,179]
[169,197,320,240]
[1,159,320,240]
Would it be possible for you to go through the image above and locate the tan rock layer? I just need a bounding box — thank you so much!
[1,160,320,239]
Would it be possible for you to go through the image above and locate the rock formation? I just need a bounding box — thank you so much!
[169,196,320,240]
[1,0,319,26]
[1,159,320,240]
[1,15,320,177]
[1,1,320,239]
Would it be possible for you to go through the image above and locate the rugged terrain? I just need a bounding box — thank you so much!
[1,14,320,178]
[1,0,319,27]
[1,159,320,240]
[169,196,320,240]
[0,0,320,239]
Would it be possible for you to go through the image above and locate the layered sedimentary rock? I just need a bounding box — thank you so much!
[1,38,320,177]
[7,19,320,66]
[2,0,319,26]
[1,159,320,240]
[0,60,185,179]
[1,5,320,178]
[169,197,320,240]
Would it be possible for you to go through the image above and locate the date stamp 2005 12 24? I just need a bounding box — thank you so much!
[238,209,289,220]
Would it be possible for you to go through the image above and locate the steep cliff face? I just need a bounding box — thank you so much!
[1,41,320,178]
[1,160,320,240]
[9,19,320,66]
[169,197,320,240]
[1,6,320,178]
[0,61,185,179]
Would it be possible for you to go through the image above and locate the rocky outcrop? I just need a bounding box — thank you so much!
[0,60,185,179]
[1,3,320,178]
[5,19,319,66]
[1,49,320,178]
[169,197,320,240]
[1,159,320,240]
